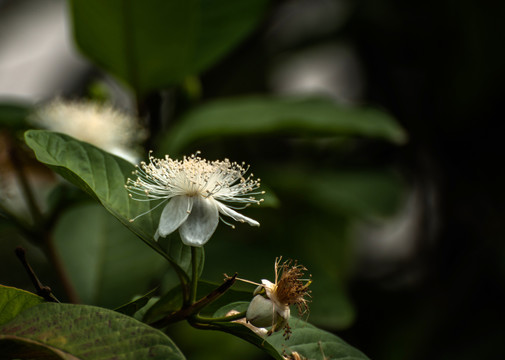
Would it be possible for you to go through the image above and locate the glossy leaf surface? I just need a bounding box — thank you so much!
[24,130,201,277]
[0,303,185,359]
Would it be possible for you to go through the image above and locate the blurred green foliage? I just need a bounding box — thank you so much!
[70,0,269,94]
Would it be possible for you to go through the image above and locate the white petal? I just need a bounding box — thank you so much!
[276,305,290,320]
[158,196,193,237]
[261,279,275,298]
[179,196,219,247]
[215,202,260,227]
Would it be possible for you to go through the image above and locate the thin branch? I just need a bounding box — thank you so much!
[150,274,237,329]
[15,246,59,303]
[42,234,80,304]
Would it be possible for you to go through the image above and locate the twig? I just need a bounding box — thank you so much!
[15,246,59,303]
[42,233,80,304]
[150,274,237,329]
[7,139,43,226]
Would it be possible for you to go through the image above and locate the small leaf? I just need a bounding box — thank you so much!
[114,287,159,316]
[213,302,369,360]
[196,281,252,316]
[0,303,186,360]
[0,285,44,326]
[24,130,192,277]
[143,285,183,324]
[162,96,407,153]
[69,0,269,94]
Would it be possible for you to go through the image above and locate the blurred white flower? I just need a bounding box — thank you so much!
[31,98,146,163]
[126,152,263,247]
[245,257,311,338]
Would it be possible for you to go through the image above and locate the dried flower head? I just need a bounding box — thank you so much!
[245,257,312,338]
[126,151,263,246]
[266,258,312,316]
[31,98,146,163]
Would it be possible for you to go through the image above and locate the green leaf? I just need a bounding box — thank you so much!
[196,281,252,316]
[115,287,159,316]
[24,130,155,238]
[213,302,369,360]
[69,0,269,94]
[159,235,205,281]
[269,167,405,218]
[53,203,166,308]
[24,130,192,278]
[0,102,31,129]
[162,96,407,153]
[268,318,370,360]
[0,285,44,326]
[211,302,282,359]
[0,303,186,359]
[143,285,183,324]
[213,301,249,318]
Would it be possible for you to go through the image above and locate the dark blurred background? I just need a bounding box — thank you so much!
[1,0,504,359]
[345,2,505,359]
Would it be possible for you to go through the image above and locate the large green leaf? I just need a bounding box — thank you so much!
[24,130,201,278]
[213,302,369,360]
[268,167,405,219]
[267,318,370,360]
[0,303,185,359]
[69,0,269,94]
[162,96,407,153]
[53,203,166,308]
[0,285,44,326]
[25,130,156,239]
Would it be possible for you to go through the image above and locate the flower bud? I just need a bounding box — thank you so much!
[246,295,290,330]
[246,295,275,328]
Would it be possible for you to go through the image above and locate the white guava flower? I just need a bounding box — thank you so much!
[126,152,263,247]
